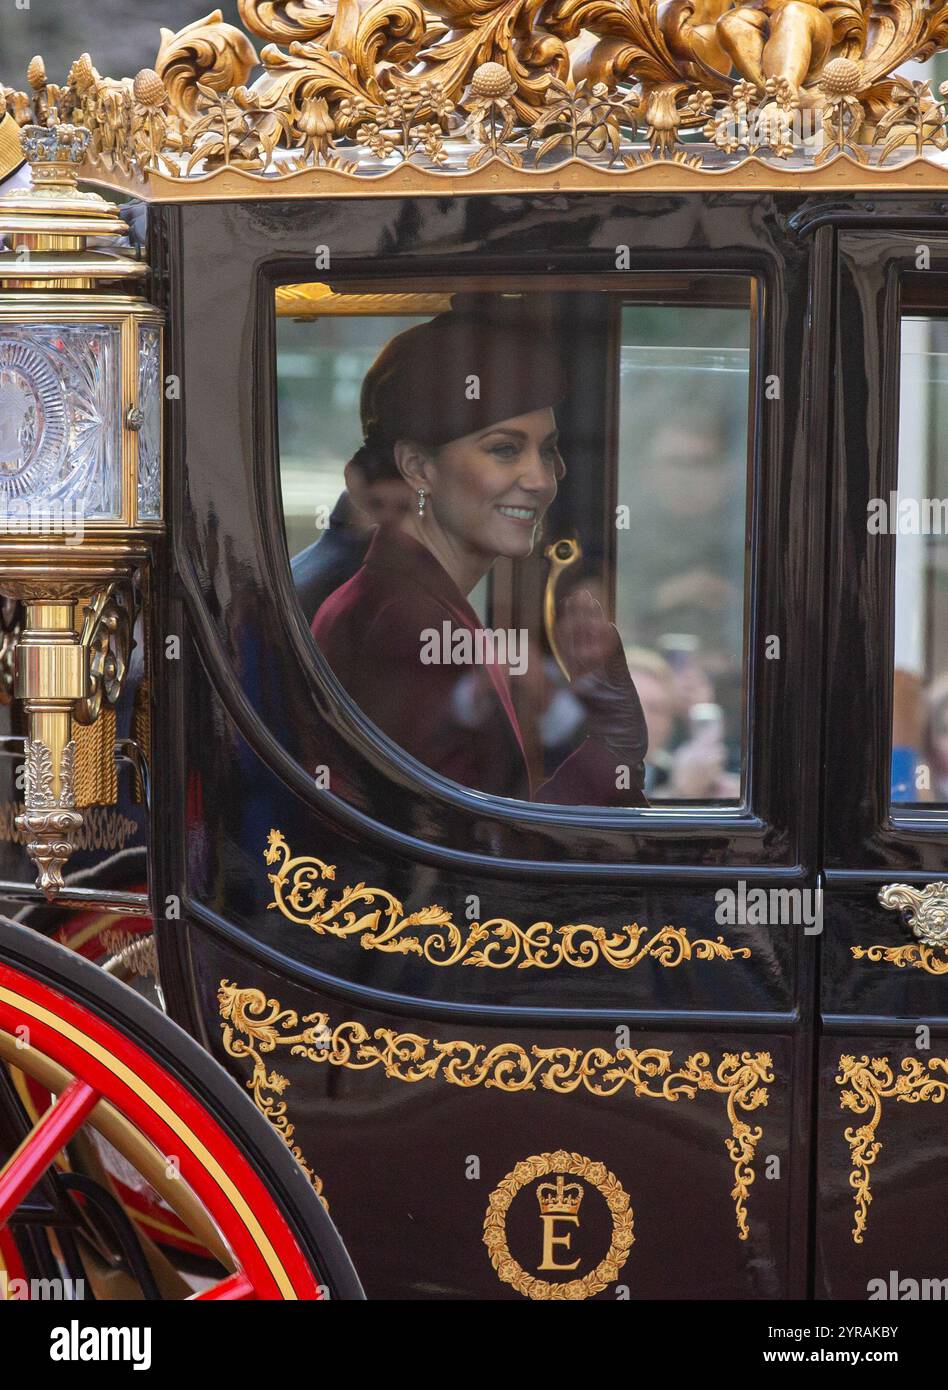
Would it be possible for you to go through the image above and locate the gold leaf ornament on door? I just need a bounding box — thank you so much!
[264,830,751,972]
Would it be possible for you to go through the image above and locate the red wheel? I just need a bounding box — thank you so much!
[0,916,362,1301]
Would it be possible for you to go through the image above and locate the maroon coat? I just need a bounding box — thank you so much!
[311,527,646,806]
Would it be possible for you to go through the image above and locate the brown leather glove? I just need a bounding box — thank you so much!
[560,589,649,775]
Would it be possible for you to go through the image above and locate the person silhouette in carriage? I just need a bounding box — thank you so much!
[311,296,650,807]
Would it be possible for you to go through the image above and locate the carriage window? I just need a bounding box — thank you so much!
[891,311,948,805]
[277,283,752,809]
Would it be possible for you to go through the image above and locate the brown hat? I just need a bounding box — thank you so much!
[360,294,569,452]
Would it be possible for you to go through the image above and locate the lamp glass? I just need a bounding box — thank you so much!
[0,323,122,522]
[137,323,161,521]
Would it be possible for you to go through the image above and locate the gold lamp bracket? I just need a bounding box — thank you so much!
[75,579,135,727]
[8,575,138,898]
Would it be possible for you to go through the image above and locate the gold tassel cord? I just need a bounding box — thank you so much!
[73,703,118,808]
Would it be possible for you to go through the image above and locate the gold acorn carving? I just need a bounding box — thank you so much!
[26,55,46,91]
[133,68,166,109]
[819,58,863,98]
[68,52,95,93]
[470,63,516,101]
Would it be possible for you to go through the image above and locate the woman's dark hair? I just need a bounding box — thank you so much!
[346,439,401,485]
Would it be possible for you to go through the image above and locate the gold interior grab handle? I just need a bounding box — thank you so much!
[543,537,583,681]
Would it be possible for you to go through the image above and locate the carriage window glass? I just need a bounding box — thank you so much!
[891,312,948,805]
[277,283,752,810]
[616,307,749,803]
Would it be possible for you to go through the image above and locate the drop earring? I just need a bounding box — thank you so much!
[417,488,427,517]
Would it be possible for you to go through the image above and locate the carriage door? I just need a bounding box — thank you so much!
[819,228,948,1298]
[158,193,828,1299]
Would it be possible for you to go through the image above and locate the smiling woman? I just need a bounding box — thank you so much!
[307,295,649,805]
[278,284,750,809]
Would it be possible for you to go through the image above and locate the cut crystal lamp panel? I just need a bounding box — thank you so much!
[0,323,122,520]
[137,324,162,521]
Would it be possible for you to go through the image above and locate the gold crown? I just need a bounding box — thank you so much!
[536,1175,584,1217]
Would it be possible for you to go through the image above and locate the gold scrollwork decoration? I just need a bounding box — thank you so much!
[75,581,135,728]
[100,930,158,981]
[238,1,337,46]
[851,942,948,975]
[264,829,751,972]
[853,882,948,974]
[837,1053,948,1244]
[213,984,328,1207]
[218,979,772,1239]
[483,1150,634,1299]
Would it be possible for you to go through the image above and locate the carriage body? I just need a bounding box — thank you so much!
[2,2,948,1303]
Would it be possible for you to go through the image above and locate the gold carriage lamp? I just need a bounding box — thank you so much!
[0,123,163,897]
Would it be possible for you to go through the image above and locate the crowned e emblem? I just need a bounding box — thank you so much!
[483,1151,634,1300]
[536,1174,585,1271]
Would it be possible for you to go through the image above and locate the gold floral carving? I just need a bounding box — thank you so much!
[837,1054,948,1244]
[483,1150,634,1299]
[8,2,948,183]
[264,829,750,972]
[218,978,772,1239]
[156,11,259,120]
[15,739,83,897]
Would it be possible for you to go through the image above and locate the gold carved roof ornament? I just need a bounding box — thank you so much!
[5,1,948,196]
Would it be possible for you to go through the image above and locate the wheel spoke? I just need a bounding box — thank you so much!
[0,1078,99,1227]
[189,1270,256,1301]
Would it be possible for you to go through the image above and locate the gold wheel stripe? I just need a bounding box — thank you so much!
[0,983,297,1298]
[1,1032,232,1268]
[121,1205,206,1246]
